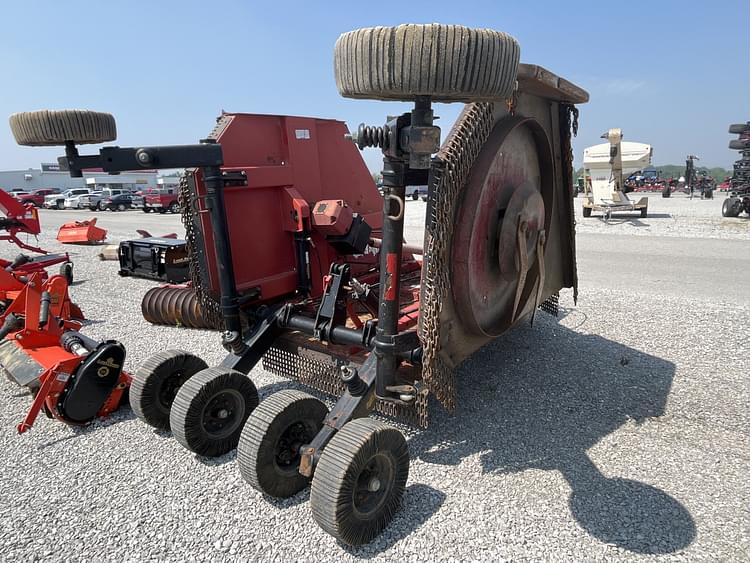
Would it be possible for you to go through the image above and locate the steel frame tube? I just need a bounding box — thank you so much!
[283,314,369,347]
[202,164,242,339]
[374,159,407,398]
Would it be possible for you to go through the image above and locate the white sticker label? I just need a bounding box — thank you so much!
[295,129,311,140]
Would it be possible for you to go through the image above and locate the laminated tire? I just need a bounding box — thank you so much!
[722,198,741,217]
[310,418,409,545]
[170,367,258,456]
[238,390,328,498]
[9,109,116,146]
[729,124,750,134]
[130,350,209,430]
[334,24,520,102]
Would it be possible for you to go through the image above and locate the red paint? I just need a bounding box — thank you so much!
[192,113,384,303]
[384,253,398,301]
[0,189,46,253]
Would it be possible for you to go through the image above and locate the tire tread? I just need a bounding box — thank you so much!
[334,24,520,102]
[9,110,116,146]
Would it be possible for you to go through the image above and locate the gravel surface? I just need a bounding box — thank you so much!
[0,202,748,562]
[573,191,750,240]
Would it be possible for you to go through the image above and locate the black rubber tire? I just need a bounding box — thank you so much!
[310,418,409,546]
[168,202,179,213]
[142,207,151,213]
[9,110,116,146]
[59,262,73,285]
[334,24,520,102]
[238,390,328,498]
[722,198,741,217]
[640,207,647,218]
[662,187,671,198]
[170,367,259,456]
[130,350,208,430]
[704,189,713,200]
[729,139,750,150]
[729,124,750,134]
[582,206,592,217]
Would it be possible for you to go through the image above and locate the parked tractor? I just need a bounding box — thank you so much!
[8,24,588,545]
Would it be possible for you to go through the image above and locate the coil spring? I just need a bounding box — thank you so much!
[356,123,390,150]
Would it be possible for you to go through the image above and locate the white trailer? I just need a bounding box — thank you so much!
[582,129,650,220]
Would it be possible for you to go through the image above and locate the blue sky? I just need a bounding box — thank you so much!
[0,1,746,173]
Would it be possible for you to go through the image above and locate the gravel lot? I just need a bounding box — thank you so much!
[0,196,748,562]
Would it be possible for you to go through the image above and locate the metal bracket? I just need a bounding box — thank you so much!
[313,263,350,341]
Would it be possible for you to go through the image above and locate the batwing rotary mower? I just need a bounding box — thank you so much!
[8,24,588,545]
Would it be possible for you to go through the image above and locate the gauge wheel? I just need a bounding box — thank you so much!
[310,418,409,546]
[170,366,259,456]
[722,197,741,217]
[9,109,116,146]
[130,350,208,430]
[334,24,519,102]
[238,390,329,498]
[58,262,74,285]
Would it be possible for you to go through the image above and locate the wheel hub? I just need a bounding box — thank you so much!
[275,421,310,470]
[158,371,186,410]
[201,389,244,438]
[353,454,394,516]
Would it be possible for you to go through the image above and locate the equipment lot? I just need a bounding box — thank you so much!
[1,197,748,561]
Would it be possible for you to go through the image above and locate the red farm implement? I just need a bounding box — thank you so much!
[8,24,587,545]
[56,218,107,244]
[0,187,46,254]
[0,271,129,432]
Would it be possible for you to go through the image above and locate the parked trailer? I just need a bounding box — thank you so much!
[582,133,650,219]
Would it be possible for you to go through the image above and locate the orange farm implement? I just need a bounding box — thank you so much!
[0,271,129,432]
[56,218,107,244]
